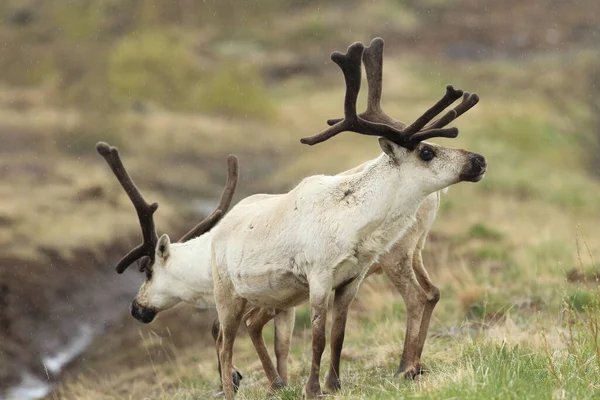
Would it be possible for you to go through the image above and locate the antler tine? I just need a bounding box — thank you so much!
[423,92,480,130]
[361,37,405,128]
[362,38,384,115]
[179,155,239,242]
[401,85,464,136]
[300,41,410,146]
[325,37,402,129]
[96,142,159,274]
[300,42,365,146]
[304,38,473,149]
[408,125,459,143]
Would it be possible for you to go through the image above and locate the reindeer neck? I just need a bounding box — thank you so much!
[167,233,215,305]
[351,154,424,215]
[338,154,426,249]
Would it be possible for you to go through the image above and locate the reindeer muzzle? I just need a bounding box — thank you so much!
[460,153,487,182]
[130,300,157,324]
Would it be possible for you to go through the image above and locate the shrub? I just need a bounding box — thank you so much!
[108,30,201,110]
[196,64,275,119]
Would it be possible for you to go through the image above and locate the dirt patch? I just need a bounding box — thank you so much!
[0,241,138,394]
[566,268,600,284]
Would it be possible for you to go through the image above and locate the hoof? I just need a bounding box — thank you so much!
[414,362,427,375]
[303,383,323,398]
[270,375,285,391]
[232,370,243,392]
[324,376,341,392]
[394,366,420,380]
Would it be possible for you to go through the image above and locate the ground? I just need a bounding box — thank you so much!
[0,1,599,399]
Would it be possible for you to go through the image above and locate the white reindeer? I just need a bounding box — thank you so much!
[95,143,295,392]
[210,38,487,399]
[96,142,443,396]
[97,37,485,398]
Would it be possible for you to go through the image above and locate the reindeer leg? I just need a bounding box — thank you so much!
[218,301,246,400]
[245,308,284,391]
[325,277,363,392]
[304,277,332,399]
[412,235,440,371]
[274,307,295,385]
[381,241,428,379]
[394,264,427,379]
[212,318,242,394]
[214,268,247,400]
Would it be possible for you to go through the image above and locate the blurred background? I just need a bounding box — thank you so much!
[0,0,599,399]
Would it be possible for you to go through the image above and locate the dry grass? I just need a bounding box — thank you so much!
[48,51,600,399]
[2,1,599,397]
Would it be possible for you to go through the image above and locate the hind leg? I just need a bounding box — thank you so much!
[382,233,440,378]
[380,233,428,378]
[412,234,441,368]
[274,307,295,385]
[394,266,428,378]
[245,307,283,391]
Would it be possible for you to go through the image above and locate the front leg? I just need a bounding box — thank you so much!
[211,318,243,393]
[304,277,332,399]
[325,277,363,392]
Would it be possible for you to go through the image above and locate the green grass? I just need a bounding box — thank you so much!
[5,1,600,399]
[468,223,505,241]
[196,64,275,119]
[566,288,600,312]
[135,323,598,400]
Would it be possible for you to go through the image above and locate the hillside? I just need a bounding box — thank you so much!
[0,0,599,399]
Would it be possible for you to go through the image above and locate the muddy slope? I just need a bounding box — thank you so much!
[0,241,148,398]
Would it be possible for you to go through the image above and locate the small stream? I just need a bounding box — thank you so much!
[7,325,95,399]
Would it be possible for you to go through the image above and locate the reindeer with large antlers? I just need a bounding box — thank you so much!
[95,142,296,393]
[210,37,486,399]
[303,39,482,380]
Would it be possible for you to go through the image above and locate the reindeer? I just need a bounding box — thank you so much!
[307,37,483,381]
[95,142,295,392]
[210,37,486,399]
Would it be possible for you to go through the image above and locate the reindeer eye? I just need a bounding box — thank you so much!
[419,146,436,162]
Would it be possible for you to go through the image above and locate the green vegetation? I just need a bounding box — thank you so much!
[468,223,505,241]
[108,30,201,110]
[197,64,275,119]
[2,0,600,399]
[566,288,600,311]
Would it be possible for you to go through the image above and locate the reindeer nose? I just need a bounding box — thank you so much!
[131,300,157,324]
[471,154,487,172]
[130,300,142,319]
[460,153,487,182]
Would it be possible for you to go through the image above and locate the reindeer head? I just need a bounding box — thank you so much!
[96,142,238,323]
[301,38,486,195]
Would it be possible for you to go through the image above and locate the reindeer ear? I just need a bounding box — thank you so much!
[378,138,408,163]
[156,234,171,262]
[378,138,397,159]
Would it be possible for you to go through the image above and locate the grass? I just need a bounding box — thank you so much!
[49,50,600,398]
[2,0,600,399]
